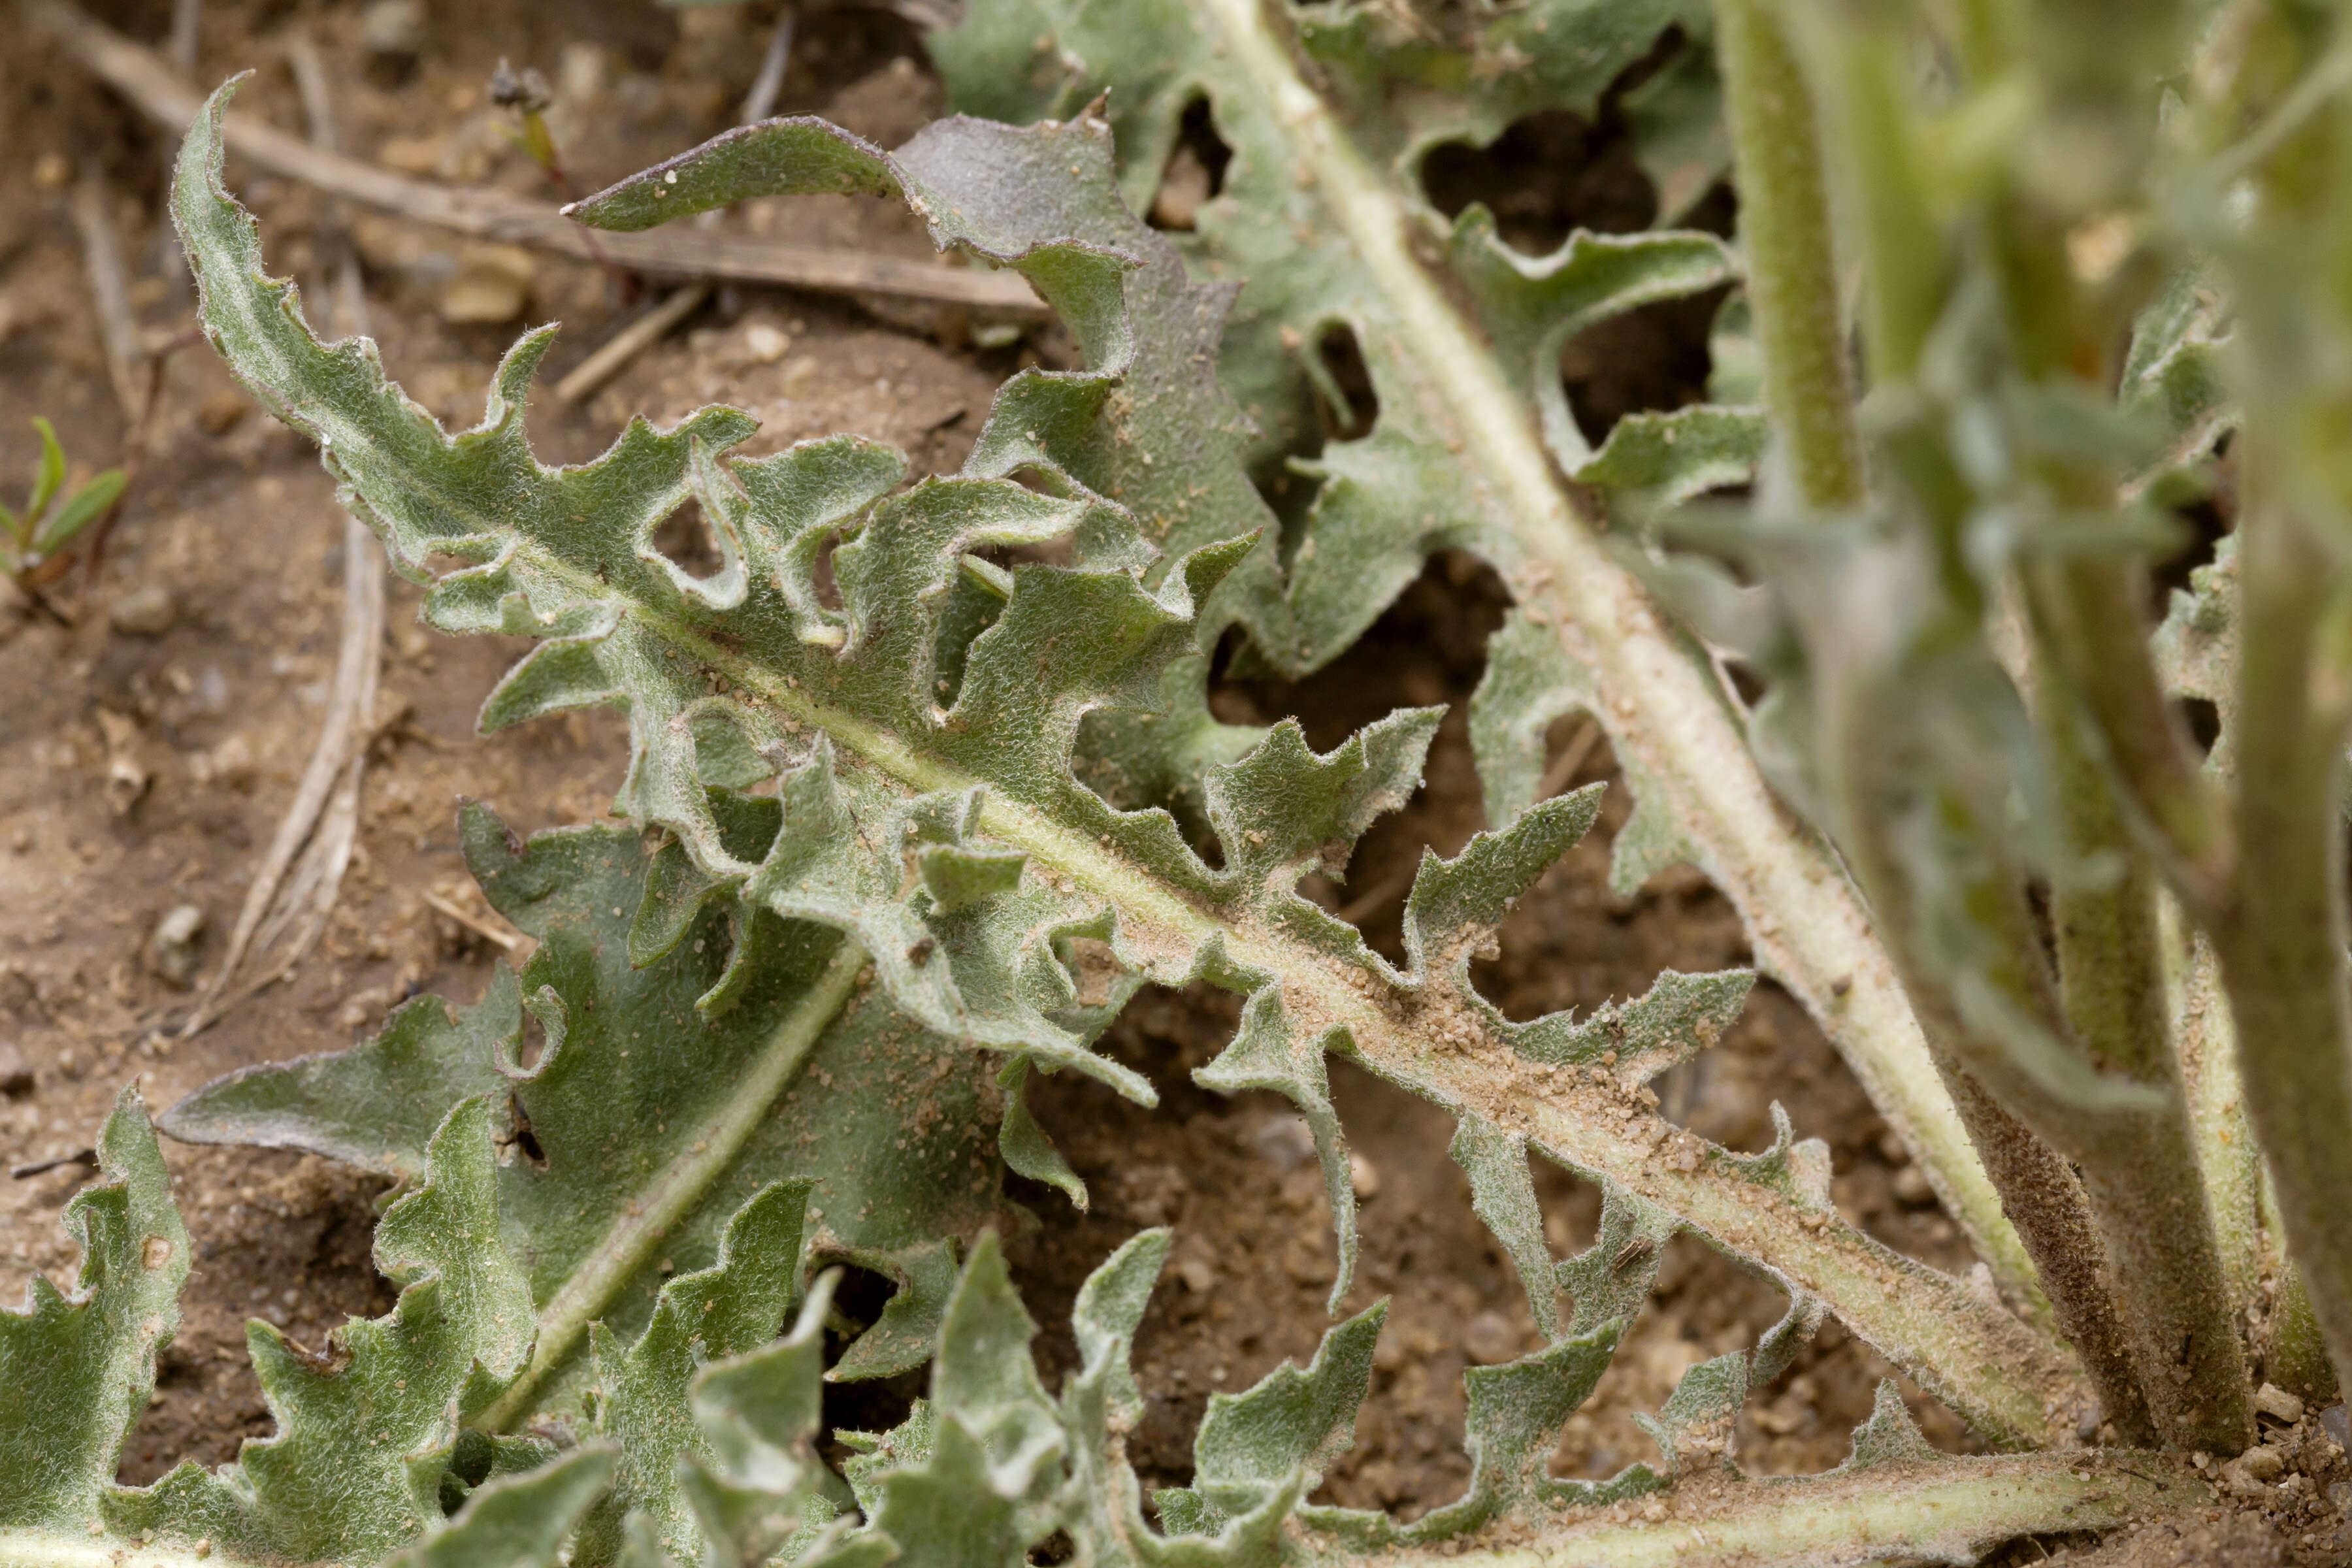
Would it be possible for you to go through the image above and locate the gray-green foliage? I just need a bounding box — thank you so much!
[531,49,2063,1462]
[0,1,2266,1558]
[931,0,2036,1331]
[1,1115,2191,1568]
[936,0,1742,672]
[0,1088,185,1533]
[167,71,1916,1435]
[165,805,1008,1405]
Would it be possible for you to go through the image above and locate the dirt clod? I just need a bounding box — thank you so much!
[108,585,176,638]
[148,905,206,989]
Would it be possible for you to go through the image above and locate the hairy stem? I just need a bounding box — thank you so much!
[2159,896,2262,1316]
[2266,1262,2341,1407]
[2213,480,2352,1401]
[2027,555,2232,904]
[1714,0,1866,511]
[2042,699,2253,1452]
[1196,0,2035,1310]
[1384,1451,2206,1568]
[1831,771,2151,1441]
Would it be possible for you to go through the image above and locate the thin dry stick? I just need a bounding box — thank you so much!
[554,7,798,407]
[27,0,1045,316]
[554,283,710,404]
[420,889,522,953]
[151,0,201,297]
[1533,716,1604,804]
[68,171,143,421]
[180,32,386,1038]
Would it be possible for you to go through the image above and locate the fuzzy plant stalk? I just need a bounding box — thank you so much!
[2197,0,2352,1403]
[1711,0,1863,511]
[1716,0,2195,1445]
[1963,0,2323,1441]
[1731,0,2352,1449]
[1935,0,2256,1452]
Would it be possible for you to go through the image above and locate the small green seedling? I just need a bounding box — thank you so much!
[1,417,123,588]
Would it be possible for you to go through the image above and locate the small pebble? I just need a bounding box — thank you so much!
[0,1041,31,1098]
[361,0,427,64]
[2256,1382,2306,1425]
[109,584,176,638]
[1174,1254,1215,1294]
[2325,1403,2350,1448]
[197,389,249,436]
[1891,1164,1936,1207]
[743,323,791,364]
[1463,1310,1518,1365]
[1348,1151,1381,1200]
[150,904,206,988]
[442,246,535,325]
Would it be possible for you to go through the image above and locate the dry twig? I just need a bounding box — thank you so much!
[67,171,142,421]
[553,282,711,404]
[25,0,1046,316]
[420,889,522,954]
[553,6,798,406]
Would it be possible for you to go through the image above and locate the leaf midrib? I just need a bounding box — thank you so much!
[0,1529,259,1568]
[470,930,865,1432]
[514,542,2074,1446]
[1188,0,2043,1328]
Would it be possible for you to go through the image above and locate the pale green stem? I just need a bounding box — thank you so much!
[2042,702,2253,1453]
[1715,0,1866,511]
[472,936,867,1431]
[1392,1450,2205,1568]
[2266,1260,2340,1406]
[2212,482,2352,1402]
[2159,894,2263,1315]
[2259,1169,2338,1402]
[1829,733,2153,1441]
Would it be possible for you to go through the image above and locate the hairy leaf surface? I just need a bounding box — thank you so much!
[173,69,2074,1451]
[930,0,2031,1312]
[165,807,1008,1409]
[0,1089,187,1533]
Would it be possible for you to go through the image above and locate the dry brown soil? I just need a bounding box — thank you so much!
[0,4,2344,1563]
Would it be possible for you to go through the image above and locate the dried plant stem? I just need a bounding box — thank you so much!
[553,281,710,406]
[27,0,1043,316]
[67,171,143,421]
[2212,480,2352,1401]
[552,7,796,407]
